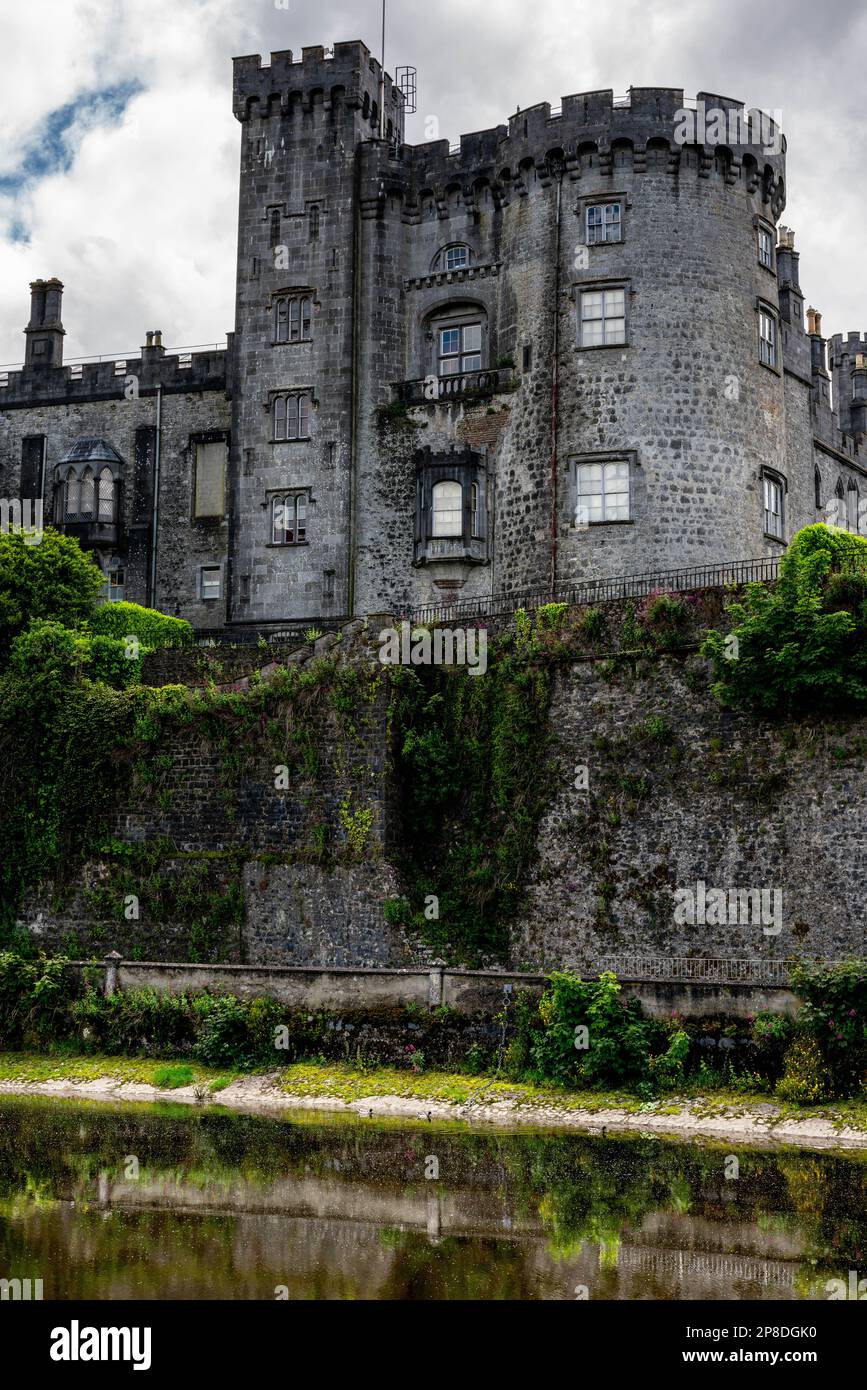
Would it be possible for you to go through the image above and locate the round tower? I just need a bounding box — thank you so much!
[351,87,789,612]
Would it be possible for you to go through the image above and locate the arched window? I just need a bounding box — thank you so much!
[272,392,311,441]
[64,468,79,521]
[274,294,312,344]
[272,493,307,544]
[848,480,859,532]
[431,480,463,537]
[97,467,115,522]
[814,468,822,510]
[431,243,471,273]
[79,468,94,521]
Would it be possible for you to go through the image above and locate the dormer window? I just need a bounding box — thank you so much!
[432,244,471,273]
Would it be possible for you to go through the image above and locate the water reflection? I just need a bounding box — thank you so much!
[0,1097,864,1300]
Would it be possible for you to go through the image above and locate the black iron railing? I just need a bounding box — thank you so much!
[406,554,783,626]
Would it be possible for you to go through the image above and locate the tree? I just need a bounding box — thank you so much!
[0,529,103,657]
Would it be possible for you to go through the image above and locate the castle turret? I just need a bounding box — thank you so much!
[24,278,65,369]
[829,331,867,440]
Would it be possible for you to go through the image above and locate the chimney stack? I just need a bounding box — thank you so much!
[24,277,65,369]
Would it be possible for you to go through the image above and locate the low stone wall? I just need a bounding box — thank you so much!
[71,957,797,1020]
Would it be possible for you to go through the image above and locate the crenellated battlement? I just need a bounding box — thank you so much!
[355,85,786,221]
[830,331,867,362]
[0,346,228,409]
[232,41,405,139]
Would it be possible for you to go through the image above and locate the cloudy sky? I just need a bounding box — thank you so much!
[0,0,864,364]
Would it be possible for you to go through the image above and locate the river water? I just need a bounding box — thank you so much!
[0,1095,864,1300]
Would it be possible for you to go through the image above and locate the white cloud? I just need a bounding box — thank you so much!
[0,0,864,363]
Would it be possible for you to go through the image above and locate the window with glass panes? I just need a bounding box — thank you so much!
[758,227,774,269]
[763,474,783,537]
[586,203,622,244]
[273,393,312,440]
[444,245,470,270]
[274,295,312,344]
[576,460,630,523]
[431,480,463,536]
[201,566,222,600]
[272,493,307,544]
[759,308,777,367]
[579,288,626,346]
[438,323,482,375]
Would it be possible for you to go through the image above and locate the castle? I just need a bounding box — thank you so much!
[1,38,866,634]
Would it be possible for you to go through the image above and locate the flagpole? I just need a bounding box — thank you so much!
[379,0,386,139]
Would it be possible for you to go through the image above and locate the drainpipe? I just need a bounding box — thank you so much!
[38,434,46,510]
[549,163,563,595]
[348,147,363,615]
[149,384,162,607]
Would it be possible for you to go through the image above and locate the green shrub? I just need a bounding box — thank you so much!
[530,971,657,1089]
[536,603,568,633]
[87,601,193,650]
[776,1036,834,1105]
[579,607,605,644]
[0,529,103,658]
[9,620,142,690]
[648,1029,690,1090]
[0,952,79,1047]
[703,524,867,714]
[749,1012,794,1081]
[789,959,867,1096]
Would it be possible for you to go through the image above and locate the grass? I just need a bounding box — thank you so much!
[2,1053,867,1134]
[0,1051,232,1090]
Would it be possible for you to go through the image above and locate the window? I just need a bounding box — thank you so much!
[269,207,281,247]
[273,392,312,441]
[201,566,222,601]
[194,440,227,518]
[97,467,114,522]
[586,203,622,245]
[847,482,859,533]
[79,469,94,521]
[107,568,125,602]
[763,473,784,539]
[758,226,774,269]
[431,480,463,537]
[759,307,777,368]
[438,322,482,376]
[470,481,484,539]
[63,469,80,521]
[271,493,307,544]
[431,244,471,273]
[579,288,626,346]
[814,468,822,510]
[308,204,320,241]
[274,295,312,344]
[576,459,630,523]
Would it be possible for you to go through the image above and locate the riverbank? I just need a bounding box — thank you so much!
[2,1052,867,1150]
